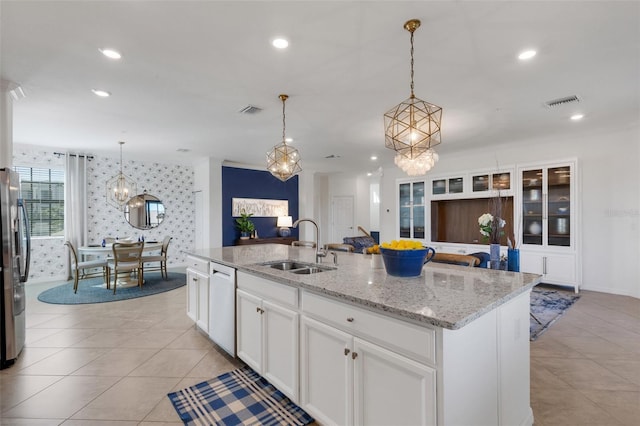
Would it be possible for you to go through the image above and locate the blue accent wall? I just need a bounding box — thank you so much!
[222,166,299,246]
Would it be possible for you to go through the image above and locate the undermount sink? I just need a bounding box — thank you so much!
[262,260,334,274]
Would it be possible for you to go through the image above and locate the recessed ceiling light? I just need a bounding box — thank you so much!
[99,48,122,59]
[370,156,378,161]
[285,137,293,143]
[570,114,584,121]
[518,50,537,60]
[272,38,289,49]
[367,172,372,177]
[91,89,111,97]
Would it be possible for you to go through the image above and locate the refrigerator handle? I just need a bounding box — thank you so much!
[18,199,30,283]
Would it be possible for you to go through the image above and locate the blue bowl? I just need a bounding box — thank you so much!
[379,247,429,277]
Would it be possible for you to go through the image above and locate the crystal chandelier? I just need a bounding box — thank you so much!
[384,19,442,175]
[267,94,302,181]
[106,141,136,210]
[394,149,439,176]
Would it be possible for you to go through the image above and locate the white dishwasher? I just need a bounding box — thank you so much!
[209,262,236,357]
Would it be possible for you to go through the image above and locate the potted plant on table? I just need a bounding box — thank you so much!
[478,195,506,270]
[236,210,255,240]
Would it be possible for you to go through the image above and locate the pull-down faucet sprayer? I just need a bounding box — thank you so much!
[292,218,327,263]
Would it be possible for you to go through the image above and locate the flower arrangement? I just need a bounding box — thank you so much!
[478,196,506,244]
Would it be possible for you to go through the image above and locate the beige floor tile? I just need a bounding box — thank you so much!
[0,374,63,412]
[0,419,63,425]
[530,358,572,390]
[186,347,241,378]
[143,376,210,423]
[69,329,142,348]
[531,387,622,425]
[529,335,585,359]
[72,348,159,377]
[560,335,638,360]
[2,347,63,373]
[579,389,640,426]
[535,354,639,392]
[165,327,215,350]
[25,328,67,345]
[595,358,640,387]
[70,377,180,421]
[61,420,139,425]
[17,348,109,376]
[1,375,120,419]
[117,329,185,349]
[26,313,66,329]
[128,349,208,378]
[28,329,99,348]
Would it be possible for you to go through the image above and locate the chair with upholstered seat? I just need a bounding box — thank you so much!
[324,243,355,252]
[64,241,108,293]
[141,236,172,279]
[292,240,316,248]
[107,242,144,294]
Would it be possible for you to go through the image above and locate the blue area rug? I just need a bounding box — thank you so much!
[168,366,314,426]
[530,285,581,341]
[37,272,186,305]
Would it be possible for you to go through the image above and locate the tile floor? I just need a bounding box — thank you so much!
[1,275,639,425]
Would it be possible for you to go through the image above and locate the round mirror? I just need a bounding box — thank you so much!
[124,192,166,230]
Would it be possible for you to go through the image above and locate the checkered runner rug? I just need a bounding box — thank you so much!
[167,366,314,425]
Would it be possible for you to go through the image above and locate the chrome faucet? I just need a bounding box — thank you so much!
[292,218,326,263]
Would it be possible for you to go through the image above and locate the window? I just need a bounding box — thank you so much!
[13,166,64,237]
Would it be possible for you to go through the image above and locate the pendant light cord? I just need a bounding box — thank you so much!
[410,30,415,98]
[282,97,287,143]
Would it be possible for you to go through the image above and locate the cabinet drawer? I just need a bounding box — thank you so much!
[237,271,298,309]
[186,255,209,273]
[302,291,436,366]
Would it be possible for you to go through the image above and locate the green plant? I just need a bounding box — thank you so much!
[235,210,255,233]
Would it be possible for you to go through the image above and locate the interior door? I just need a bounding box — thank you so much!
[331,195,354,244]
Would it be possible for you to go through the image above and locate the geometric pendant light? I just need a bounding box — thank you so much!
[384,19,442,175]
[106,141,136,210]
[266,94,302,181]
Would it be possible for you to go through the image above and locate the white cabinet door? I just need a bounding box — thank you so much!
[263,299,299,402]
[236,289,262,372]
[186,268,198,322]
[520,251,576,287]
[353,338,437,426]
[195,270,210,333]
[300,316,353,426]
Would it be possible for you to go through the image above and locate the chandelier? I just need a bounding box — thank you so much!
[394,149,439,176]
[384,19,442,175]
[106,141,136,210]
[267,94,302,182]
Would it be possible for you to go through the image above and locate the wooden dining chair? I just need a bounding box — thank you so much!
[141,236,172,279]
[64,241,108,293]
[324,243,355,252]
[292,240,316,248]
[107,242,144,294]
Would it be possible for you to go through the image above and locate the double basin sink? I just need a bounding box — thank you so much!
[262,260,336,275]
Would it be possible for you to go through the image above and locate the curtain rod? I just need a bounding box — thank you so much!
[53,152,94,160]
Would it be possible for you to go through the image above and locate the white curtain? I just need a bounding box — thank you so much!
[64,154,89,279]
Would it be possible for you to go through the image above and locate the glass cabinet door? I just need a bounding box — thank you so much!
[547,166,571,247]
[398,181,425,239]
[522,169,543,245]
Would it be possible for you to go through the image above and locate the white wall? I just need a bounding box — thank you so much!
[380,124,640,298]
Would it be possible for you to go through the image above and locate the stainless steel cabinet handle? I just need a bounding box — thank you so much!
[543,257,547,275]
[346,317,354,322]
[344,348,350,356]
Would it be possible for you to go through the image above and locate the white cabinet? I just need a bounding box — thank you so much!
[186,255,209,331]
[300,292,437,426]
[236,272,299,402]
[398,180,426,239]
[518,160,580,290]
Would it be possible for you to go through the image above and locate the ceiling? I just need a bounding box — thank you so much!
[2,1,638,174]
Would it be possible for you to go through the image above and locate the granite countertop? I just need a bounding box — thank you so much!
[186,244,541,330]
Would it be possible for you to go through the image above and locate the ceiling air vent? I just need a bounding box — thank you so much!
[545,95,580,108]
[325,154,341,159]
[238,105,262,114]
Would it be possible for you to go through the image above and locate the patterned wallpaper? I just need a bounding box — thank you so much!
[14,145,194,283]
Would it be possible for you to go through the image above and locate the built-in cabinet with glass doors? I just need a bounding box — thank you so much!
[519,160,579,291]
[399,181,425,239]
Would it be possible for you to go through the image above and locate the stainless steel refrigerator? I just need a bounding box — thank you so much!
[0,168,30,369]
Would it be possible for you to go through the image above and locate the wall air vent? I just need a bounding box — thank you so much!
[545,95,580,108]
[238,105,262,114]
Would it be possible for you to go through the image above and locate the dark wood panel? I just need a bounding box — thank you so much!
[431,197,514,245]
[236,237,297,246]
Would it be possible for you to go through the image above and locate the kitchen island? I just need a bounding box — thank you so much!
[186,244,541,426]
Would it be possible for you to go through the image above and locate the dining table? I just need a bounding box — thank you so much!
[77,241,163,288]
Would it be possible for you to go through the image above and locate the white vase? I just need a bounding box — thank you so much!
[529,221,542,235]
